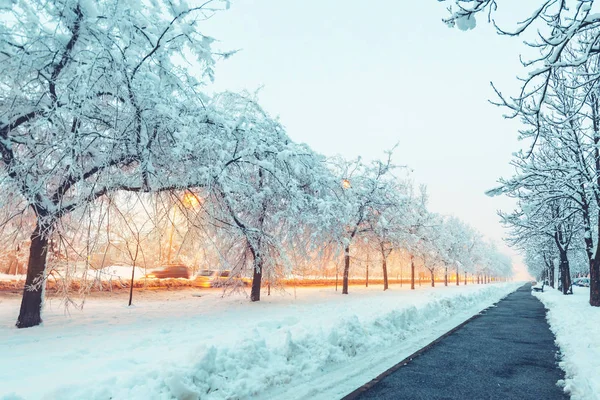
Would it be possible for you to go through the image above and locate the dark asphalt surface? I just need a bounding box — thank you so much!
[348,284,568,400]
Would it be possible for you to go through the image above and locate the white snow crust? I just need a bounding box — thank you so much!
[534,288,600,400]
[0,283,520,399]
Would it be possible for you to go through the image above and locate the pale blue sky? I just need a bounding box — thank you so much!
[203,1,533,277]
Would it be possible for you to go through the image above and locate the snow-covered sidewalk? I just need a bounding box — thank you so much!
[1,283,520,400]
[534,287,600,400]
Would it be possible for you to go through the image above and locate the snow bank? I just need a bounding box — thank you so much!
[0,283,520,400]
[534,287,600,400]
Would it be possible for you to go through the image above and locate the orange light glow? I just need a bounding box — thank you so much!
[183,192,201,208]
[342,179,351,189]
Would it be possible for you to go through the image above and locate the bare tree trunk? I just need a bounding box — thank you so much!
[380,243,389,291]
[591,257,600,306]
[558,249,572,295]
[342,245,350,294]
[128,266,135,306]
[251,256,262,301]
[464,271,467,285]
[365,262,369,287]
[16,220,51,328]
[456,266,459,286]
[410,255,415,290]
[247,241,263,302]
[382,257,388,291]
[589,93,600,306]
[430,270,435,287]
[128,241,140,307]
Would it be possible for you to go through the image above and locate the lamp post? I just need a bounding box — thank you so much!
[341,178,351,294]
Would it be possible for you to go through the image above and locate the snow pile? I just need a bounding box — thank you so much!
[0,283,520,400]
[534,288,600,400]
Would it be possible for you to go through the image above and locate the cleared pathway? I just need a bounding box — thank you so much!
[345,284,568,400]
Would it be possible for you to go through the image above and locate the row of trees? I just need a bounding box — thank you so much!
[0,0,512,329]
[441,0,600,305]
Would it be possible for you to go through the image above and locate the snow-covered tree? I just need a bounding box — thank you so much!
[368,176,413,290]
[0,0,232,328]
[202,92,332,301]
[400,185,433,290]
[442,1,600,304]
[328,152,402,294]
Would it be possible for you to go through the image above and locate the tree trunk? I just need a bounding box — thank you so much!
[456,266,459,285]
[410,255,415,290]
[589,93,600,306]
[589,256,599,304]
[365,262,369,287]
[464,271,467,285]
[382,258,389,291]
[430,270,435,287]
[342,245,350,294]
[250,256,263,301]
[381,244,389,291]
[128,265,135,306]
[16,221,51,328]
[558,249,572,295]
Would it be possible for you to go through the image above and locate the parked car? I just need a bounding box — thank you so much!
[573,277,590,287]
[194,269,249,288]
[145,264,190,279]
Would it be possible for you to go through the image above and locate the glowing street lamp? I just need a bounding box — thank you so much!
[183,192,201,208]
[167,191,201,264]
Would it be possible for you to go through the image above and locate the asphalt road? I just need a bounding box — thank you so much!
[345,284,568,400]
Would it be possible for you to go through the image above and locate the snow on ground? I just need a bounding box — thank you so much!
[0,282,521,400]
[0,266,148,283]
[534,286,600,400]
[80,265,148,281]
[0,274,25,281]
